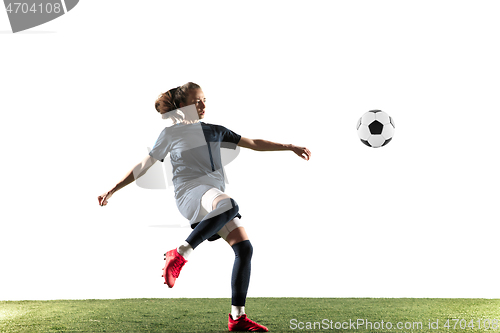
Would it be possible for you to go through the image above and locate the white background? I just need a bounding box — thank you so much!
[1,1,499,301]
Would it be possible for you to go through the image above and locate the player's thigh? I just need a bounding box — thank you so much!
[201,188,228,211]
[225,227,249,247]
[212,193,231,210]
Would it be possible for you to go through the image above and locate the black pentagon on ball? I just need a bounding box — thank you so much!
[368,120,383,135]
[360,139,371,147]
[369,110,382,113]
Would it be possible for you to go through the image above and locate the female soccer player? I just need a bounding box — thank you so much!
[98,82,311,332]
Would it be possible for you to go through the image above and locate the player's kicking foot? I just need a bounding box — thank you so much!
[228,314,269,332]
[162,249,187,288]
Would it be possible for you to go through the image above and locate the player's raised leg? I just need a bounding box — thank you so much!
[162,193,239,288]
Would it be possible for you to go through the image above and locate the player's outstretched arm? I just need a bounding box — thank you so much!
[98,155,157,206]
[238,137,311,161]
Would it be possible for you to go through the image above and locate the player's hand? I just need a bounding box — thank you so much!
[98,190,114,206]
[291,145,311,161]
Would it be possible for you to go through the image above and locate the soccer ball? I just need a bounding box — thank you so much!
[357,110,395,148]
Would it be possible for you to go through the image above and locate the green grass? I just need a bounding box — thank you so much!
[1,298,499,332]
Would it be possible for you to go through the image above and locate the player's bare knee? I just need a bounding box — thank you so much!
[226,227,249,247]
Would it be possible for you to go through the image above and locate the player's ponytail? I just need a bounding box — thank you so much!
[155,82,201,114]
[155,87,178,114]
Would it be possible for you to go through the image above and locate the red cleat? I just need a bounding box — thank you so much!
[228,314,269,332]
[162,249,187,288]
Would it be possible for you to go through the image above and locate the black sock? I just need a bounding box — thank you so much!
[186,198,239,249]
[231,240,253,306]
